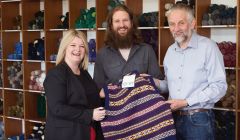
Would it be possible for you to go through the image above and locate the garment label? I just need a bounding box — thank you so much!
[122,74,136,88]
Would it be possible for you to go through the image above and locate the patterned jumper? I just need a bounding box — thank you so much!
[101,73,176,140]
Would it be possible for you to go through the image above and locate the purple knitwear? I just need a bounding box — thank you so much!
[101,72,176,140]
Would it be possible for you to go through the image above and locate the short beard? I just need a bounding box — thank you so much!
[173,29,192,44]
[111,28,134,49]
[174,35,187,44]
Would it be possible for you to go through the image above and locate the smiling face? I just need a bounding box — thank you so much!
[64,37,85,65]
[167,9,195,45]
[112,10,132,37]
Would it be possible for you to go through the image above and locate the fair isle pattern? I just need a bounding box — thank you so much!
[109,77,152,99]
[109,85,155,106]
[107,94,162,116]
[101,74,176,140]
[117,119,175,140]
[102,111,173,136]
[101,102,169,127]
[110,88,128,98]
[148,130,177,140]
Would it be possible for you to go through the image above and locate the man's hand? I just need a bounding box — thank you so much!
[140,73,160,88]
[166,99,188,111]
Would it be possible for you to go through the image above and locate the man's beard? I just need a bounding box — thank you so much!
[172,29,191,44]
[111,27,134,49]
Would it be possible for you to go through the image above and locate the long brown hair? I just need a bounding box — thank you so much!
[104,5,142,47]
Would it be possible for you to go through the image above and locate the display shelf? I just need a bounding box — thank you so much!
[45,31,62,62]
[21,1,42,30]
[213,107,236,112]
[138,27,159,29]
[199,25,237,28]
[44,0,62,30]
[125,0,142,17]
[198,1,239,139]
[141,29,159,57]
[1,1,20,30]
[96,30,105,50]
[24,121,45,139]
[23,62,43,90]
[214,110,236,140]
[159,0,174,27]
[22,31,42,60]
[1,32,21,60]
[96,0,109,28]
[24,92,45,121]
[3,90,23,118]
[2,61,23,89]
[4,117,22,138]
[215,69,236,109]
[95,0,109,50]
[159,28,173,65]
[69,0,87,29]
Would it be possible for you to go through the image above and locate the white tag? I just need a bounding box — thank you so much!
[122,74,136,88]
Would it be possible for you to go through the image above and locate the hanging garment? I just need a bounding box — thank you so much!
[101,73,176,140]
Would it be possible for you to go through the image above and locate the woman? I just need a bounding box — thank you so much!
[44,29,106,140]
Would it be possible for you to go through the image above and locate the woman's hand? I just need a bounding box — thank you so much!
[93,107,106,121]
[99,89,105,98]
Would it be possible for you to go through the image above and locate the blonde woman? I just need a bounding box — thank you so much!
[44,29,105,140]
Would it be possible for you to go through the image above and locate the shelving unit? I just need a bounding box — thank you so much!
[0,0,239,139]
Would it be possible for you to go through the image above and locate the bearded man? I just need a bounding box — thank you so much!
[152,4,227,140]
[93,5,163,88]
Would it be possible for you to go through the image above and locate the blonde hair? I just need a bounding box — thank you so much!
[56,29,89,70]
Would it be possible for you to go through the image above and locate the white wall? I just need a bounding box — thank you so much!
[143,0,158,13]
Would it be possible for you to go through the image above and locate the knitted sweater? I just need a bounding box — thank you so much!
[101,73,176,140]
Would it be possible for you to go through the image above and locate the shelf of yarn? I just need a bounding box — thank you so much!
[195,0,239,120]
[25,91,46,122]
[3,61,23,90]
[215,69,236,110]
[4,90,24,119]
[218,41,236,68]
[25,122,45,140]
[214,110,236,140]
[201,4,237,26]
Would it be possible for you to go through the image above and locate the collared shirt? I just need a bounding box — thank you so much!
[160,32,227,110]
[94,43,163,89]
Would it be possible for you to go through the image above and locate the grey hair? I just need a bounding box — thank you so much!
[166,3,195,22]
